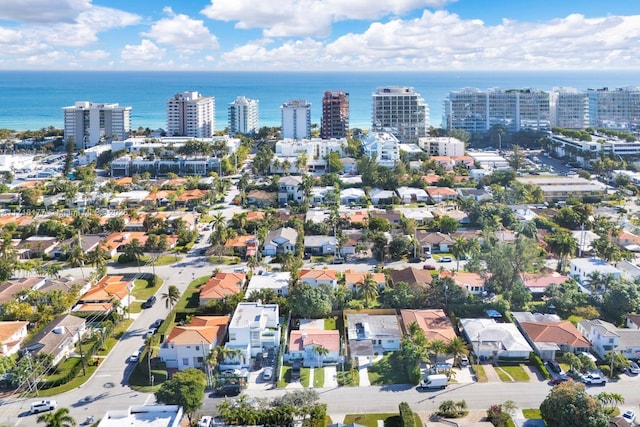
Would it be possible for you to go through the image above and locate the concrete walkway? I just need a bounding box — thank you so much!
[480,363,502,382]
[308,367,314,387]
[358,366,370,386]
[324,366,338,388]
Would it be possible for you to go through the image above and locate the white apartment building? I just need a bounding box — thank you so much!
[550,87,589,129]
[63,101,131,148]
[418,136,465,157]
[228,96,259,135]
[371,86,429,143]
[443,88,550,133]
[361,131,400,167]
[275,138,346,159]
[281,99,311,139]
[587,86,640,130]
[224,302,280,367]
[167,91,214,138]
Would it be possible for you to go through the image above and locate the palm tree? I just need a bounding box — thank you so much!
[37,407,76,427]
[357,273,379,307]
[545,231,577,272]
[247,255,260,274]
[450,237,467,271]
[428,339,447,364]
[211,212,227,232]
[446,337,469,366]
[66,245,86,278]
[124,238,145,273]
[313,345,330,368]
[161,285,180,311]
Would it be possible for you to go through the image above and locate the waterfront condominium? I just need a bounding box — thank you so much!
[167,91,215,138]
[550,87,589,129]
[320,91,349,139]
[443,88,550,133]
[228,96,259,135]
[63,101,131,149]
[281,99,311,139]
[586,87,640,130]
[371,86,429,143]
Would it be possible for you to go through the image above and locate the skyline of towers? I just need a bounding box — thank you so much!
[167,91,215,138]
[63,101,131,148]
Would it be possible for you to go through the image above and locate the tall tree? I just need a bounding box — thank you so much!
[540,381,608,427]
[36,407,76,427]
[357,273,380,307]
[545,231,577,272]
[161,285,181,311]
[155,368,206,425]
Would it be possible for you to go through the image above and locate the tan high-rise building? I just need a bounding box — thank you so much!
[371,86,429,143]
[167,91,214,138]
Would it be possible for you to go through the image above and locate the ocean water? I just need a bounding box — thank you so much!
[0,70,638,132]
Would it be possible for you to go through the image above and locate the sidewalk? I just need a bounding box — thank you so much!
[480,363,501,382]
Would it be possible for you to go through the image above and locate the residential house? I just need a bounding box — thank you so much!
[340,157,357,175]
[512,312,590,360]
[51,235,103,259]
[342,210,368,228]
[74,275,133,315]
[441,271,486,296]
[614,260,640,282]
[246,190,276,208]
[224,235,258,259]
[287,329,340,367]
[614,230,640,251]
[309,187,335,206]
[520,272,569,299]
[245,272,290,297]
[199,273,245,305]
[369,188,396,206]
[388,267,433,288]
[175,189,207,208]
[344,269,386,292]
[508,205,538,222]
[396,207,434,225]
[627,314,640,330]
[22,315,87,366]
[0,276,47,305]
[304,235,336,255]
[159,316,229,370]
[224,302,280,367]
[306,209,330,225]
[0,321,29,356]
[396,187,428,204]
[457,188,492,202]
[369,210,402,227]
[416,231,453,254]
[460,318,532,360]
[99,405,183,427]
[569,258,622,287]
[16,236,58,259]
[262,227,298,256]
[0,193,21,208]
[299,269,338,289]
[340,188,366,205]
[346,312,402,362]
[400,309,456,343]
[578,318,640,360]
[340,230,362,257]
[426,187,457,204]
[432,208,470,225]
[278,176,304,206]
[571,229,600,255]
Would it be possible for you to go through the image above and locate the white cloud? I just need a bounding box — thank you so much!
[201,0,452,37]
[219,11,640,71]
[78,49,110,61]
[142,7,219,50]
[0,0,91,23]
[121,39,166,62]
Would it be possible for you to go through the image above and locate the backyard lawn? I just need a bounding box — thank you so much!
[368,353,410,385]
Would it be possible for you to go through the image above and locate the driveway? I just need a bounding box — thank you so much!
[324,366,338,388]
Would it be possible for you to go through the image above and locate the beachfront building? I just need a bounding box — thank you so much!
[228,96,259,135]
[281,99,311,139]
[587,87,640,130]
[371,87,429,143]
[443,88,550,133]
[321,91,349,139]
[63,101,131,148]
[361,131,400,167]
[167,91,215,138]
[418,136,465,157]
[550,87,590,129]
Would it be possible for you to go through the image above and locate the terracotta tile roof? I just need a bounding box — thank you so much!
[342,210,368,224]
[519,321,590,348]
[246,211,265,221]
[520,272,569,290]
[0,321,28,344]
[441,271,485,290]
[199,273,245,301]
[166,316,229,345]
[299,269,337,281]
[400,309,456,342]
[343,269,386,287]
[176,189,207,202]
[80,275,131,302]
[422,174,440,184]
[74,302,113,313]
[289,329,340,352]
[144,190,174,201]
[224,235,257,248]
[427,187,457,196]
[103,231,148,251]
[115,177,133,186]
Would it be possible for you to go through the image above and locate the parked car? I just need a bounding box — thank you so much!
[213,383,241,397]
[291,363,301,381]
[129,351,141,363]
[457,355,469,367]
[145,328,157,338]
[263,367,273,381]
[143,296,157,308]
[550,373,570,385]
[152,319,163,328]
[30,400,57,414]
[438,256,453,263]
[545,360,562,374]
[423,264,436,270]
[627,360,640,374]
[582,373,606,385]
[197,416,213,427]
[623,410,636,423]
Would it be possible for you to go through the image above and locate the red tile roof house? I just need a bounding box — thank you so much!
[512,312,591,361]
[400,309,456,343]
[224,235,258,259]
[299,269,338,289]
[287,329,340,367]
[73,275,133,315]
[159,316,229,371]
[440,271,487,296]
[520,272,570,299]
[0,321,29,356]
[198,273,246,305]
[344,269,386,292]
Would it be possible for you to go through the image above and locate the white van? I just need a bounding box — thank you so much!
[30,400,57,414]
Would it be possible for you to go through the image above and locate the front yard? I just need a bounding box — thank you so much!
[368,353,411,385]
[495,365,530,382]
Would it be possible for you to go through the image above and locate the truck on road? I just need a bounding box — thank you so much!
[418,374,448,390]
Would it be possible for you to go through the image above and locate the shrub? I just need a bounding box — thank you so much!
[399,402,415,427]
[530,353,550,380]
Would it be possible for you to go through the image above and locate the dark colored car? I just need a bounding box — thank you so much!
[143,296,157,308]
[423,264,436,270]
[213,384,241,397]
[291,363,301,381]
[546,360,561,374]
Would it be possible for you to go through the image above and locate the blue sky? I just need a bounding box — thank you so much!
[1,0,639,70]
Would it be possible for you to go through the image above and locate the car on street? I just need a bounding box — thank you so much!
[623,410,636,424]
[263,367,273,381]
[550,373,570,385]
[423,264,436,270]
[129,350,141,363]
[627,360,640,374]
[438,256,453,262]
[30,400,57,414]
[197,415,213,427]
[582,373,606,385]
[145,328,157,338]
[213,383,241,397]
[143,296,156,308]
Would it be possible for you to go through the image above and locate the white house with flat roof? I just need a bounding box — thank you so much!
[245,272,290,297]
[460,318,532,360]
[361,132,400,167]
[98,405,182,427]
[225,302,280,367]
[578,318,640,360]
[569,258,622,286]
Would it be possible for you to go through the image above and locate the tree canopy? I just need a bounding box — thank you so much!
[154,368,206,424]
[539,381,608,427]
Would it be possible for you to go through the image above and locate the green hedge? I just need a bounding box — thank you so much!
[399,402,415,427]
[530,353,550,380]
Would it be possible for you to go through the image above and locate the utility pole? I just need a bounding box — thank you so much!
[77,329,86,376]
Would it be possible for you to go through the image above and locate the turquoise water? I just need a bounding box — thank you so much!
[0,70,638,131]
